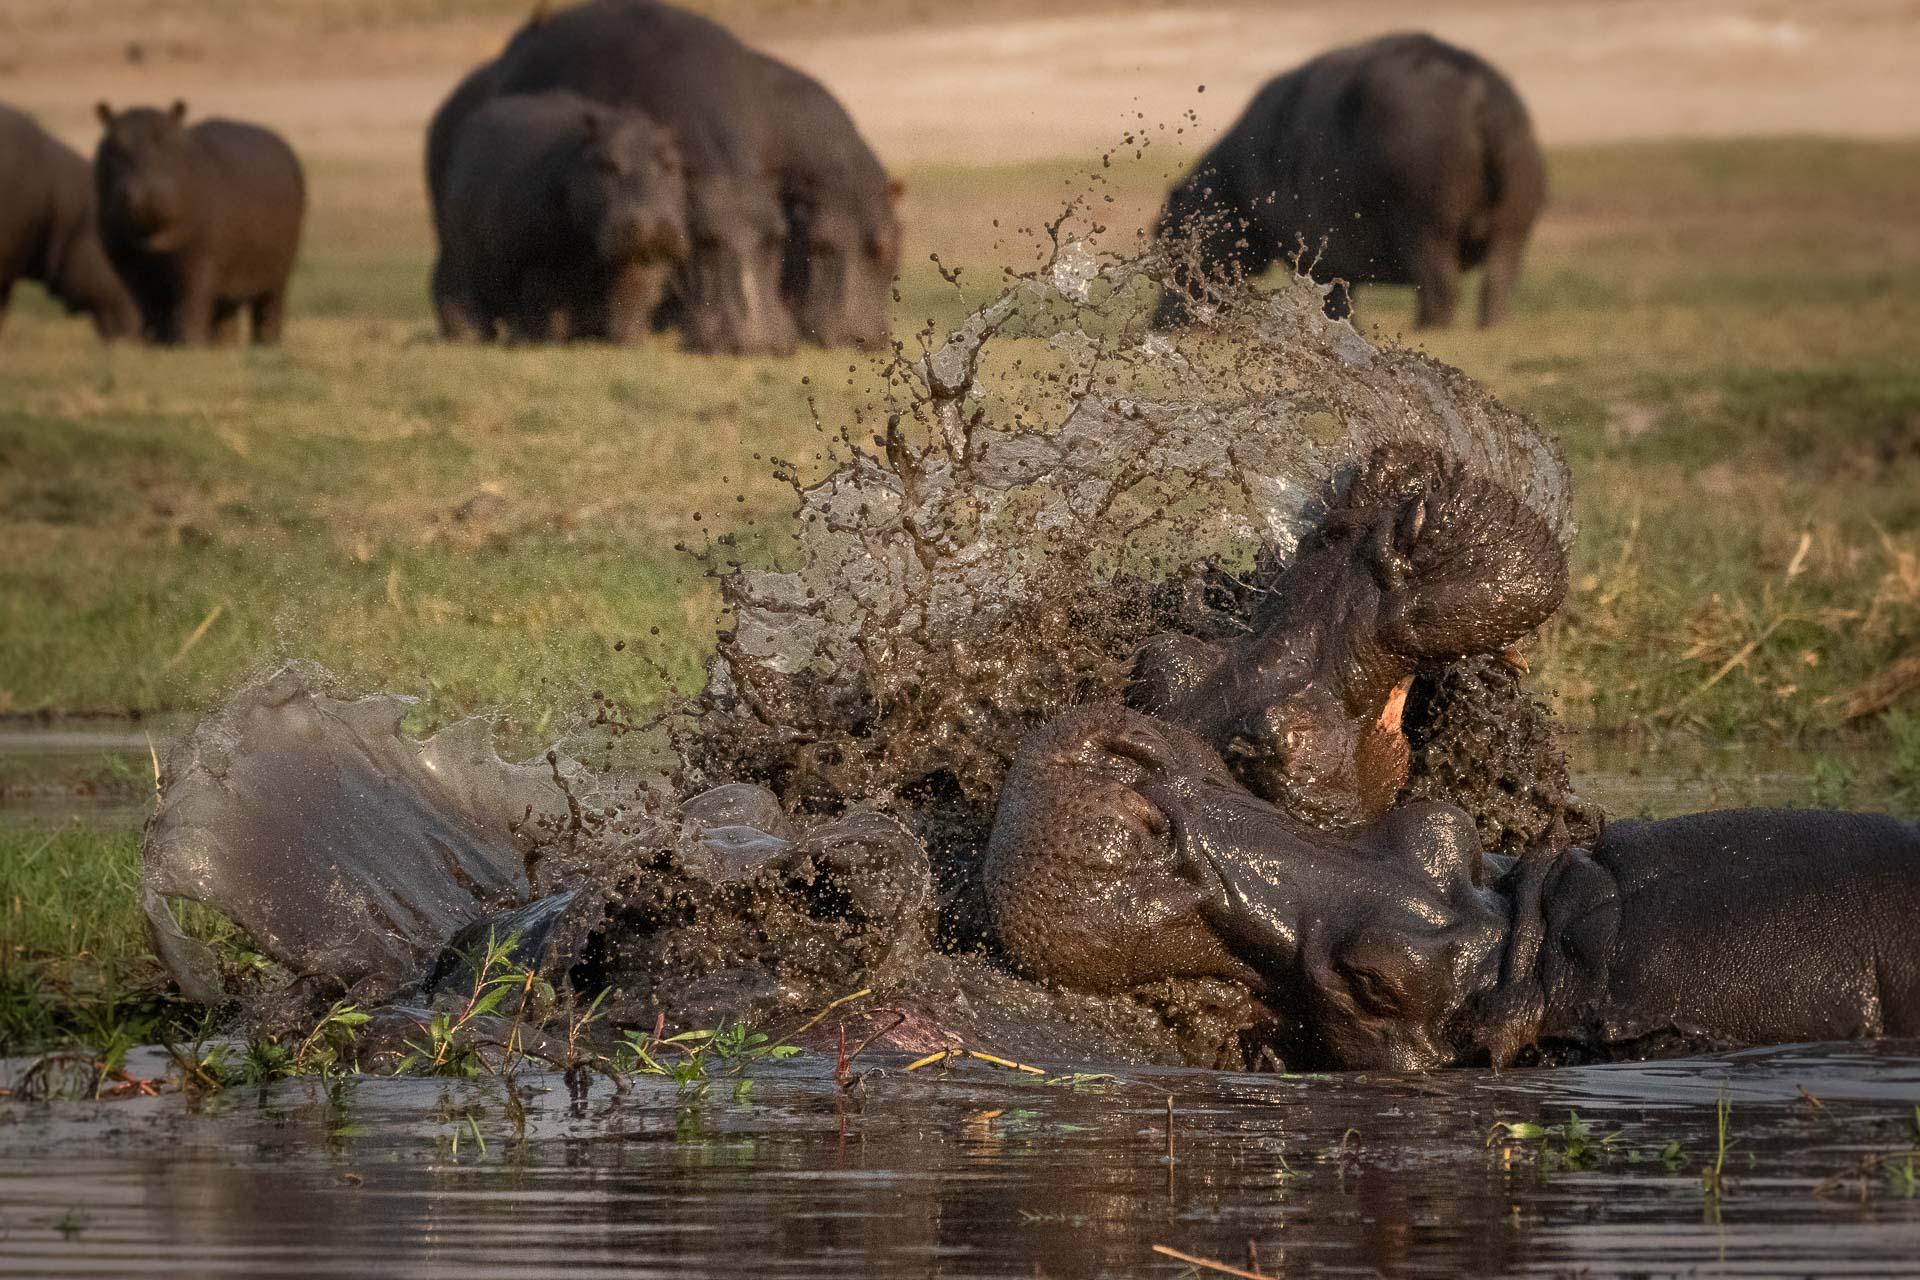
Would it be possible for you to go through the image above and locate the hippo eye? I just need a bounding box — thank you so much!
[1340,961,1402,1015]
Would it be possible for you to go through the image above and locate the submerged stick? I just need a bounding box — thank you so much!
[901,1046,1047,1076]
[1148,1243,1278,1279]
[789,987,875,1041]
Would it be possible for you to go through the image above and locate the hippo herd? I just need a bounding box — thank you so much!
[1,1,1542,348]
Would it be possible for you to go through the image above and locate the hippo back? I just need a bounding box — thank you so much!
[0,103,139,335]
[1589,808,1920,1042]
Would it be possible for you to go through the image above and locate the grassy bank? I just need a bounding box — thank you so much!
[4,139,1917,737]
[4,137,1919,1049]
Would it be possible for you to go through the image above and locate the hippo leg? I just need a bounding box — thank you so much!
[210,301,242,346]
[251,291,286,344]
[1410,238,1462,329]
[1478,236,1525,328]
[431,256,488,342]
[166,270,216,345]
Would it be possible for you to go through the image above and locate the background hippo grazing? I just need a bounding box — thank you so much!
[1153,32,1546,329]
[751,50,900,348]
[476,0,797,355]
[93,101,305,345]
[987,704,1920,1070]
[435,0,897,352]
[423,58,504,231]
[0,103,140,340]
[433,92,688,343]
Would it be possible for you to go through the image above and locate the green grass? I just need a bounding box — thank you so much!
[4,138,1920,1050]
[4,138,1917,739]
[2,826,174,1050]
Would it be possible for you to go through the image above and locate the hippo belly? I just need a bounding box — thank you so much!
[1588,808,1920,1044]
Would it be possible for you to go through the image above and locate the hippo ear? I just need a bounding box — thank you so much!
[96,101,115,129]
[169,99,188,124]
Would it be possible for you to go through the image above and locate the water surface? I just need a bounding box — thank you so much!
[4,1043,1918,1277]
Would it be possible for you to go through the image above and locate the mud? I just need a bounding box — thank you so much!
[140,249,1595,1071]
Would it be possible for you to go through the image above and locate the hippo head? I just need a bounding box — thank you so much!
[781,181,901,349]
[986,705,1514,1070]
[1146,442,1567,828]
[679,169,796,356]
[94,100,194,250]
[567,110,690,271]
[983,706,1271,996]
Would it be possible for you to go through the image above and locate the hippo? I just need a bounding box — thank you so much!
[1135,442,1568,829]
[0,104,140,340]
[424,59,505,231]
[751,50,900,348]
[433,92,688,343]
[986,703,1920,1070]
[1152,32,1546,329]
[93,101,305,345]
[477,0,797,355]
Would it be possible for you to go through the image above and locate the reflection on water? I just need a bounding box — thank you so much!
[3,1043,1918,1277]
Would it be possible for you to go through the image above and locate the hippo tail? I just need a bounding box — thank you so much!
[1473,72,1546,235]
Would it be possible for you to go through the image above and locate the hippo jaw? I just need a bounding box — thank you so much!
[1146,442,1567,830]
[1098,710,1569,1071]
[983,708,1277,997]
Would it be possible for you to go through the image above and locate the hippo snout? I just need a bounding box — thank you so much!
[603,213,687,266]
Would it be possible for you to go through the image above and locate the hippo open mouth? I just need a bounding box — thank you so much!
[135,259,1917,1077]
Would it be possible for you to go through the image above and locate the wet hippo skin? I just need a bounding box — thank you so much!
[987,704,1920,1070]
[1136,441,1567,829]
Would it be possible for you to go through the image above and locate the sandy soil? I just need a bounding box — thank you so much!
[4,0,1918,170]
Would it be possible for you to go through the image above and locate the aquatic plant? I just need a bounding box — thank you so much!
[400,929,552,1078]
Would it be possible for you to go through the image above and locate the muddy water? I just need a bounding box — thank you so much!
[3,1043,1919,1277]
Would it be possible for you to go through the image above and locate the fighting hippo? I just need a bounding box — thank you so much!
[433,92,688,343]
[987,704,1920,1070]
[477,0,795,355]
[1153,32,1546,329]
[93,101,305,345]
[1135,441,1568,829]
[0,104,139,339]
[752,50,900,347]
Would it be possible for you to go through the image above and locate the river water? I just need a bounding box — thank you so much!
[3,727,1917,1276]
[3,1044,1919,1277]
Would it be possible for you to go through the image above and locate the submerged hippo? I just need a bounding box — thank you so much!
[1135,441,1568,829]
[433,92,688,343]
[0,103,139,339]
[93,101,305,345]
[1153,33,1546,329]
[987,704,1920,1070]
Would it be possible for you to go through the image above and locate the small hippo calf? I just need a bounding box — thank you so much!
[433,92,689,344]
[0,103,139,339]
[94,101,305,345]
